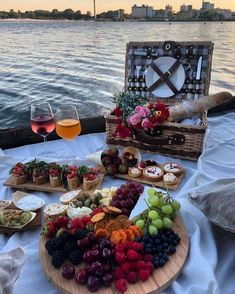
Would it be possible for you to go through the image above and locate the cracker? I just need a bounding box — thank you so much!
[91,212,105,223]
[106,206,122,214]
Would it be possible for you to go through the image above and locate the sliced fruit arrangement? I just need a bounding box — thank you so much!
[133,188,181,235]
[42,184,182,293]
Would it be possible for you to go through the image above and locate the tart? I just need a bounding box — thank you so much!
[49,163,61,187]
[10,163,28,185]
[43,203,67,222]
[163,162,183,176]
[163,173,178,186]
[83,174,100,191]
[128,167,142,178]
[143,166,164,182]
[122,147,141,167]
[66,166,81,190]
[60,190,82,205]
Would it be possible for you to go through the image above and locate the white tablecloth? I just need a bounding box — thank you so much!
[1,113,235,294]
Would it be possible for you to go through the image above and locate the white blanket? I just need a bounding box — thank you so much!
[1,113,235,294]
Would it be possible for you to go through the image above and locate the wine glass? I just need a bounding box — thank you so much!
[55,105,81,141]
[31,102,55,143]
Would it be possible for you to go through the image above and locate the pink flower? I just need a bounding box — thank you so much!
[141,118,151,130]
[135,106,150,118]
[129,113,142,126]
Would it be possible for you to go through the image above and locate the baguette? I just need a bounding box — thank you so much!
[168,91,232,122]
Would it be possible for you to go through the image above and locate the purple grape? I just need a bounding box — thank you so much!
[120,200,127,208]
[87,232,98,244]
[74,268,88,284]
[62,264,75,279]
[121,208,129,216]
[91,261,103,274]
[100,239,111,249]
[116,188,122,195]
[126,198,134,208]
[103,263,111,273]
[87,276,101,292]
[77,237,90,250]
[102,248,112,258]
[113,200,121,208]
[102,273,113,286]
[83,249,100,264]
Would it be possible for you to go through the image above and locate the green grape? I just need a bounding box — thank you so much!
[171,200,181,211]
[135,219,145,229]
[148,195,159,207]
[161,205,173,215]
[152,218,163,229]
[148,210,158,220]
[148,225,158,236]
[163,217,172,229]
[158,197,167,207]
[142,227,148,235]
[147,188,156,197]
[132,215,141,223]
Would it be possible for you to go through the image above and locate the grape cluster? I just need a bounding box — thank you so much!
[136,229,181,268]
[134,188,181,236]
[111,180,144,216]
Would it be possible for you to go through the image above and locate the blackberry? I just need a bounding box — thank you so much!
[57,231,71,244]
[73,229,89,241]
[45,237,59,256]
[63,241,77,257]
[69,250,83,265]
[51,250,66,268]
[158,258,166,267]
[168,245,176,255]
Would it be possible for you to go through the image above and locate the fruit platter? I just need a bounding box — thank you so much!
[39,180,189,294]
[94,147,185,191]
[4,159,104,193]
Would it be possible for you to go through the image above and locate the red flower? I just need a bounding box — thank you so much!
[149,116,157,124]
[114,107,123,117]
[115,124,131,138]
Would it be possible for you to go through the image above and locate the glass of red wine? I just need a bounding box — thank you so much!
[31,102,55,143]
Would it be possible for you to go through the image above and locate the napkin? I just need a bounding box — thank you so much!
[189,178,235,233]
[0,247,26,294]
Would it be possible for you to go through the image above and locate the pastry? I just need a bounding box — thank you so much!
[138,161,147,170]
[49,163,61,187]
[60,190,82,205]
[163,173,178,186]
[143,166,164,182]
[163,162,183,176]
[66,166,81,190]
[128,167,142,178]
[122,147,141,167]
[43,203,67,222]
[83,174,100,191]
[10,163,28,185]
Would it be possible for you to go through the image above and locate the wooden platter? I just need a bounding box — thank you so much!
[39,215,189,294]
[114,172,184,191]
[3,174,104,194]
[0,202,41,234]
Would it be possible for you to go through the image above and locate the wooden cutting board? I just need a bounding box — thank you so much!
[0,203,41,234]
[39,215,189,294]
[4,174,104,194]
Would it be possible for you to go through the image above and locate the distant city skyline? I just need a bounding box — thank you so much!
[0,0,235,14]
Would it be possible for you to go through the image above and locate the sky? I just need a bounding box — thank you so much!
[0,0,235,14]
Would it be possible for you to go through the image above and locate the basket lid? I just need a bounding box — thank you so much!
[125,41,214,103]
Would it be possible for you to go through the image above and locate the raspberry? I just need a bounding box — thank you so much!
[120,261,131,274]
[123,241,133,251]
[136,260,146,270]
[145,262,154,274]
[70,218,85,230]
[127,271,138,284]
[129,261,136,271]
[115,279,128,293]
[115,244,125,252]
[143,254,153,263]
[127,249,139,261]
[138,269,150,281]
[53,216,70,228]
[115,252,126,264]
[114,267,124,280]
[81,216,91,224]
[131,242,144,253]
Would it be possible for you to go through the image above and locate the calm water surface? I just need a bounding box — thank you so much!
[0,20,234,128]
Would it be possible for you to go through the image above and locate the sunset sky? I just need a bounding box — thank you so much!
[0,0,235,13]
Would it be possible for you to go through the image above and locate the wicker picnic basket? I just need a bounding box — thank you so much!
[106,41,214,161]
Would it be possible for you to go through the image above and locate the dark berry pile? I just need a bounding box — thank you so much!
[135,229,181,269]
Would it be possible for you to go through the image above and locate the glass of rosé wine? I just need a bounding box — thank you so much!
[31,102,55,143]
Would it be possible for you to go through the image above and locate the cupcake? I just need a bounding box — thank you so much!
[10,163,28,185]
[128,167,142,178]
[163,173,178,186]
[49,163,61,187]
[143,166,164,182]
[162,162,183,176]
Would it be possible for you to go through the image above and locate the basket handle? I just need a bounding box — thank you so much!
[133,132,185,146]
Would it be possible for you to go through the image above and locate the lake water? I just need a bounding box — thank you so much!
[0,20,234,129]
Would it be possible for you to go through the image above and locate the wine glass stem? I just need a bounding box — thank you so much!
[43,136,47,143]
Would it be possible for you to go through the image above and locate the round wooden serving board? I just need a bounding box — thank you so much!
[39,216,189,294]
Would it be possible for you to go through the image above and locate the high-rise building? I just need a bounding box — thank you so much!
[131,4,153,18]
[202,2,214,11]
[180,4,187,12]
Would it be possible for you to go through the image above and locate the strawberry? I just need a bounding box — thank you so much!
[114,267,124,280]
[115,244,125,252]
[127,249,139,261]
[131,242,144,253]
[127,271,138,284]
[115,279,127,293]
[115,252,126,264]
[136,260,147,270]
[138,269,150,282]
[120,261,131,274]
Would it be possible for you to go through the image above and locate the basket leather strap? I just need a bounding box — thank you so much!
[147,60,181,94]
[133,132,185,146]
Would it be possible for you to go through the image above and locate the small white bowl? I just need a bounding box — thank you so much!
[12,191,45,211]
